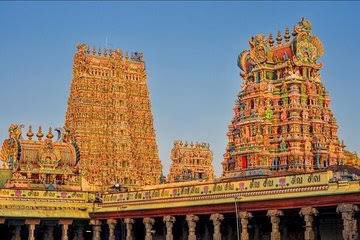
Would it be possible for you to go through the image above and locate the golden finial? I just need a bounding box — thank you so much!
[26,125,34,140]
[92,46,96,55]
[292,26,297,36]
[98,48,102,56]
[276,31,282,45]
[104,48,108,56]
[36,126,44,141]
[284,27,290,42]
[46,127,54,140]
[268,33,274,47]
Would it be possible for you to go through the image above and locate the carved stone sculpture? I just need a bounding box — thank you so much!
[186,214,199,240]
[210,213,224,240]
[90,220,101,240]
[143,217,155,240]
[300,207,318,240]
[107,219,117,240]
[124,218,134,240]
[337,203,359,240]
[163,216,176,240]
[267,209,283,240]
[239,211,253,240]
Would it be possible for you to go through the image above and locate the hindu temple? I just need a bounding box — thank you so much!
[0,18,359,240]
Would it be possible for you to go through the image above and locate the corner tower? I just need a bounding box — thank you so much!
[222,18,344,178]
[65,44,162,189]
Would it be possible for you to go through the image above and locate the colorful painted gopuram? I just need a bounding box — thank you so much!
[223,18,346,178]
[65,44,162,190]
[0,18,359,240]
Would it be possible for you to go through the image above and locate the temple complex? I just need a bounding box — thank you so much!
[168,140,214,182]
[0,18,359,240]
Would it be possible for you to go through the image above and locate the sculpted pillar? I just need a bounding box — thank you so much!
[11,225,21,240]
[337,203,359,240]
[186,214,199,240]
[45,225,55,240]
[73,224,84,240]
[210,213,224,240]
[267,209,283,240]
[60,219,73,240]
[253,222,260,240]
[143,217,155,240]
[90,220,101,240]
[25,219,40,240]
[239,211,252,240]
[62,224,69,240]
[107,219,117,240]
[163,216,176,240]
[124,218,134,240]
[299,207,318,240]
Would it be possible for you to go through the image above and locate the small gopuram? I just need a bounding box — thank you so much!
[0,18,359,240]
[167,140,215,182]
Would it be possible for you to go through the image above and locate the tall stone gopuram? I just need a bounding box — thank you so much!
[65,44,162,189]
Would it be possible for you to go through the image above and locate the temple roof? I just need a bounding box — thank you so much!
[0,124,81,190]
[238,17,324,76]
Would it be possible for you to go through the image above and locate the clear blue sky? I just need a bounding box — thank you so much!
[1,2,359,175]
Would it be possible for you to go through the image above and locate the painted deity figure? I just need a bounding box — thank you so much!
[302,110,309,120]
[279,139,287,152]
[264,108,273,120]
[280,110,287,121]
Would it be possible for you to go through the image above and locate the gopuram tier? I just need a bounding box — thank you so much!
[222,18,346,178]
[65,44,162,190]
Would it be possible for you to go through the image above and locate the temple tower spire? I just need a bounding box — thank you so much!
[223,18,344,178]
[65,44,162,189]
